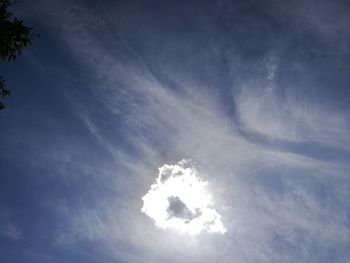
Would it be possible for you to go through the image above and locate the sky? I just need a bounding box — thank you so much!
[0,0,350,262]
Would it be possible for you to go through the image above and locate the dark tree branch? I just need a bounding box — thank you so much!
[0,0,36,110]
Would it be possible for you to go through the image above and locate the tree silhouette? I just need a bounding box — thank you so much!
[0,0,35,110]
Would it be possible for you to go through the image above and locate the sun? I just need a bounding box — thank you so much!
[141,160,226,235]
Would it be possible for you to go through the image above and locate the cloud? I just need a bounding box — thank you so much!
[0,211,21,240]
[235,58,350,148]
[0,222,21,240]
[20,1,350,262]
[142,160,226,235]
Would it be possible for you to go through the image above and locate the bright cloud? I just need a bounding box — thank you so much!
[141,160,226,235]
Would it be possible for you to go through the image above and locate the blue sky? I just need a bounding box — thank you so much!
[0,0,350,262]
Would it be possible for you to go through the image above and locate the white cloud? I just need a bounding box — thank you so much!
[142,160,226,235]
[235,78,350,147]
[0,223,21,240]
[0,211,21,240]
[30,1,350,262]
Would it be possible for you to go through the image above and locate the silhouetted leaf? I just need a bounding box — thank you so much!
[0,0,36,110]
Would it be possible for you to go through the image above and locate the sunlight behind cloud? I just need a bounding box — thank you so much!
[141,160,226,235]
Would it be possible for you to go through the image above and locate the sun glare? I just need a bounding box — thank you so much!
[141,160,226,235]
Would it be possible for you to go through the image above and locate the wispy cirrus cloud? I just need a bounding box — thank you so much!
[13,0,350,262]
